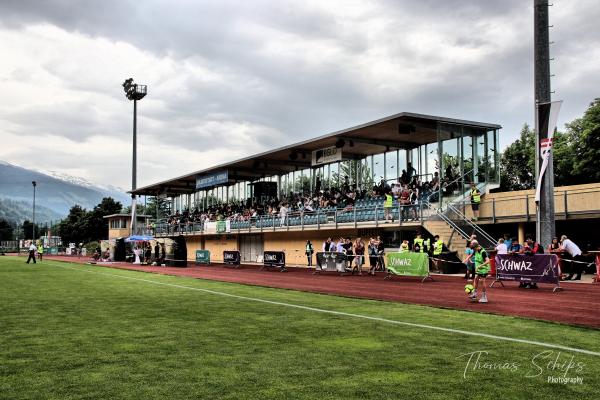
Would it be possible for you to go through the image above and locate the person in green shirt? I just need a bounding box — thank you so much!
[470,243,490,303]
[37,243,44,261]
[383,190,394,223]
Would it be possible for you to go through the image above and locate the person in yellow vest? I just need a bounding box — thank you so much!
[37,242,44,261]
[431,235,444,271]
[413,233,424,253]
[383,190,394,223]
[399,240,409,253]
[470,182,481,221]
[470,243,491,303]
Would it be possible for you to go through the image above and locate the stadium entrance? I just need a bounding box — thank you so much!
[240,234,263,263]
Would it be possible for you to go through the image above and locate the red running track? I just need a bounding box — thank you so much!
[44,255,600,329]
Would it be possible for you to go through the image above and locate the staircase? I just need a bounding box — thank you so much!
[423,219,467,256]
[422,177,497,254]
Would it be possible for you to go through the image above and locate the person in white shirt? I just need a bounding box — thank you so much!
[26,242,37,264]
[336,238,345,253]
[279,203,288,226]
[495,238,508,255]
[560,235,584,280]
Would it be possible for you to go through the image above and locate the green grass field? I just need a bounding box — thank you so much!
[1,257,599,399]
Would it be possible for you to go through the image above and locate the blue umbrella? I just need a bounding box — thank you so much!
[125,235,154,242]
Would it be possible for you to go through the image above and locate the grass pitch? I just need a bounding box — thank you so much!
[1,257,599,399]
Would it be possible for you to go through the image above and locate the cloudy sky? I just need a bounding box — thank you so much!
[1,0,598,190]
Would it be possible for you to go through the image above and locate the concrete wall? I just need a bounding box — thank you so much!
[263,228,370,266]
[185,237,203,261]
[202,235,238,262]
[462,182,600,221]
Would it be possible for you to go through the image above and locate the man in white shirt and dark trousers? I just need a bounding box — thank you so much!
[26,243,37,264]
[560,235,584,281]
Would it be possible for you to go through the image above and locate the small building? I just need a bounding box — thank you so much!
[104,214,151,240]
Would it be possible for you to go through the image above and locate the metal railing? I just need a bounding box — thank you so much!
[444,203,497,249]
[150,201,434,236]
[462,186,600,222]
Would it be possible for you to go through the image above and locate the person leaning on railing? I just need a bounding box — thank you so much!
[547,237,563,279]
[560,235,584,281]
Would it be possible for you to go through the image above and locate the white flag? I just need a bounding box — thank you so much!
[534,101,562,203]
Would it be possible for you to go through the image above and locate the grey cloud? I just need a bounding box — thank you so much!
[1,0,599,187]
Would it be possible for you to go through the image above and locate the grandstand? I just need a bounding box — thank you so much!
[130,112,501,265]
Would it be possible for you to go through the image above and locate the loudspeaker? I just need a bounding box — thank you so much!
[398,124,416,135]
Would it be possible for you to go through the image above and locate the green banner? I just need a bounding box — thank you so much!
[195,250,211,265]
[386,252,429,277]
[216,221,226,233]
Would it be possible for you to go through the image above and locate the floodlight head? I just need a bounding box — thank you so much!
[122,78,147,101]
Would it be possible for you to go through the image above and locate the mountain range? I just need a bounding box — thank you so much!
[0,160,131,222]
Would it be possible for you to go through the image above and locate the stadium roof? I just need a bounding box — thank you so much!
[132,112,501,196]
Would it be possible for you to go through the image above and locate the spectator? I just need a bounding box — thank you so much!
[560,235,584,281]
[508,238,522,254]
[305,240,314,267]
[464,240,476,280]
[353,237,365,275]
[495,238,508,255]
[383,189,394,223]
[470,182,481,221]
[548,237,563,279]
[407,162,417,182]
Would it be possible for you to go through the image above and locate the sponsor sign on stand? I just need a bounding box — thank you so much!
[263,251,285,268]
[495,254,560,285]
[311,146,342,166]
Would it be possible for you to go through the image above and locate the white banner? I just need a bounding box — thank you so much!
[130,197,137,232]
[311,146,342,166]
[535,101,562,203]
[204,221,231,234]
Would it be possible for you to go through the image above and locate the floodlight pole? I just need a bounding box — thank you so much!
[32,181,37,241]
[534,0,554,246]
[133,98,137,193]
[122,78,147,236]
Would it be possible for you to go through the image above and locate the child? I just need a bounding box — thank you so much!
[463,240,476,280]
[470,243,490,303]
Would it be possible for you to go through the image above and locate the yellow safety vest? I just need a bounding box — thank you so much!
[433,240,443,255]
[38,245,44,254]
[423,238,430,252]
[413,238,424,252]
[471,189,481,203]
[384,194,393,208]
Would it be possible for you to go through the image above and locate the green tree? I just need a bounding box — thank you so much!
[563,98,600,183]
[86,197,123,242]
[56,205,87,244]
[499,124,537,191]
[499,99,600,190]
[145,196,170,220]
[0,218,13,241]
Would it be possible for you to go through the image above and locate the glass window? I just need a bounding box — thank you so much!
[477,134,486,182]
[487,130,498,183]
[373,153,384,186]
[385,151,397,184]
